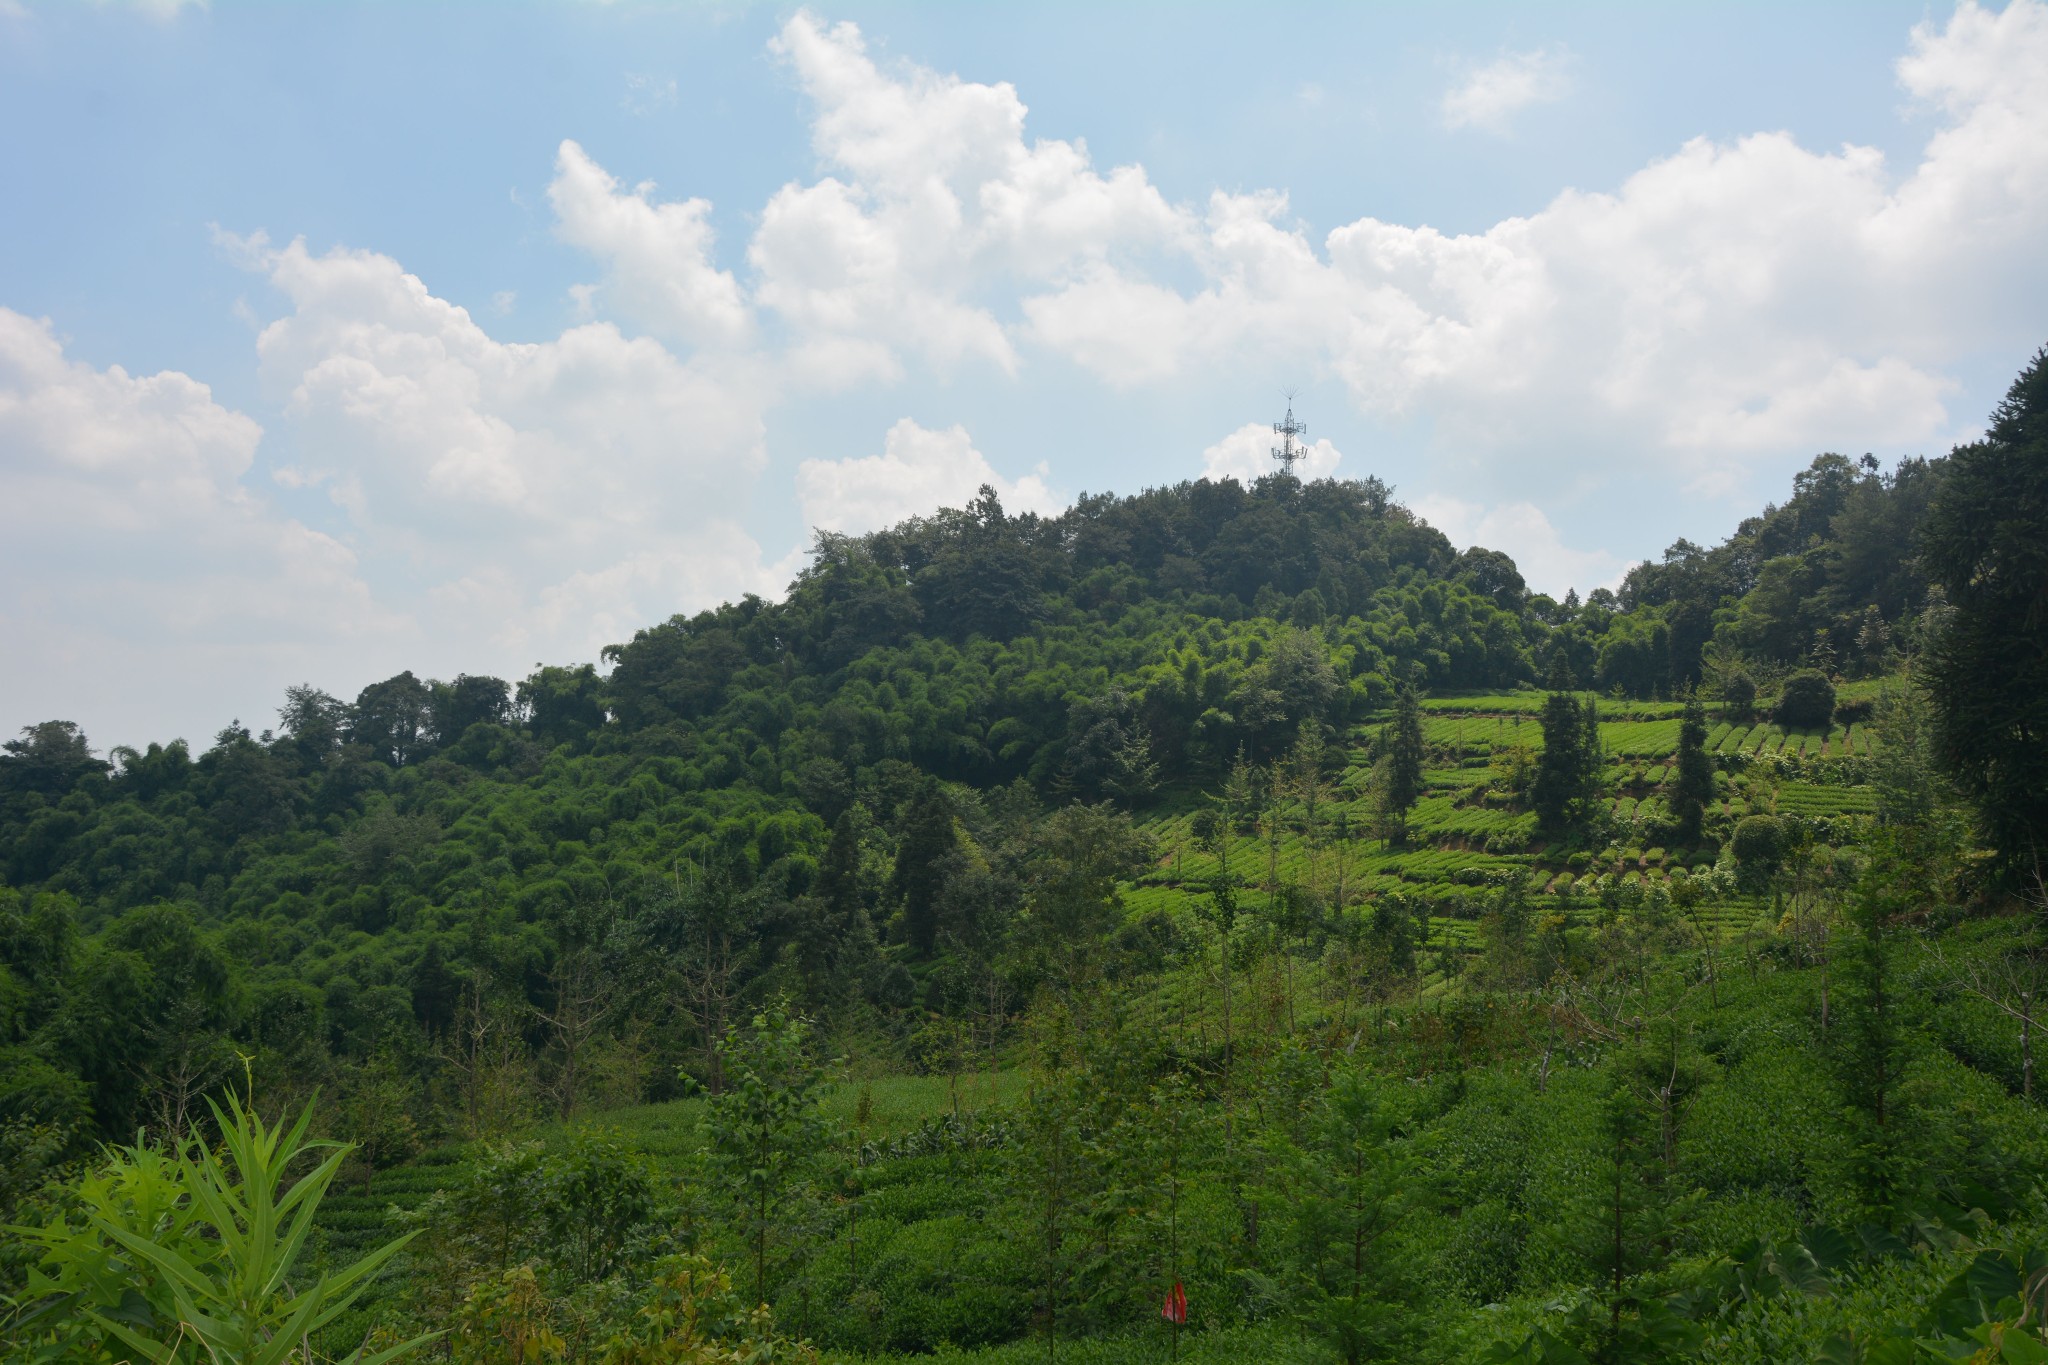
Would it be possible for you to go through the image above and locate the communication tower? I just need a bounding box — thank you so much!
[1272,395,1309,470]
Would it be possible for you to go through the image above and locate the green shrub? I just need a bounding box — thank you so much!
[1774,670,1836,730]
[1721,670,1757,719]
[1732,815,1785,886]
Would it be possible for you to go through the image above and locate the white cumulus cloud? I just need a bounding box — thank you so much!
[230,231,790,671]
[1200,422,1343,485]
[796,418,1062,537]
[745,11,1186,386]
[1408,494,1625,599]
[0,308,394,748]
[549,140,753,349]
[1013,0,2048,501]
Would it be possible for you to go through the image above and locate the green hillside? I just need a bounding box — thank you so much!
[5,347,2048,1364]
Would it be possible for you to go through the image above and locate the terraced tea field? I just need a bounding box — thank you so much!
[1129,688,1882,959]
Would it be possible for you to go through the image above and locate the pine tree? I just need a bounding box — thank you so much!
[1920,344,2048,878]
[1268,1062,1416,1364]
[1671,691,1714,844]
[892,781,957,959]
[1380,687,1425,847]
[802,810,877,1001]
[1532,657,1588,835]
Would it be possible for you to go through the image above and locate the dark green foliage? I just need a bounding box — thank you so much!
[1921,344,2048,877]
[1671,693,1714,843]
[1532,661,1600,838]
[1775,669,1838,730]
[1380,687,1425,846]
[519,663,608,751]
[892,782,957,958]
[1057,687,1158,805]
[351,670,434,766]
[0,722,109,800]
[1622,452,1947,688]
[1720,671,1756,720]
[1731,815,1785,888]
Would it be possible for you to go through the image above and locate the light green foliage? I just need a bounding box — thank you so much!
[8,1093,428,1365]
[704,1004,833,1307]
[1260,1058,1417,1363]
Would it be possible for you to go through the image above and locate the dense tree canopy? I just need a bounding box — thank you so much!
[1921,345,2048,877]
[0,416,2014,1151]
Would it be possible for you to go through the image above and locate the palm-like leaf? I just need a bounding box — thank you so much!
[22,1092,434,1365]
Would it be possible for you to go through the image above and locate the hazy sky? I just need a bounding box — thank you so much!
[4,0,2045,750]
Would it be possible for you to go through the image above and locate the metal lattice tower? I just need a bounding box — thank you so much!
[1272,395,1308,470]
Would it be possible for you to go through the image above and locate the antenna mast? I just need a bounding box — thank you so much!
[1272,393,1308,471]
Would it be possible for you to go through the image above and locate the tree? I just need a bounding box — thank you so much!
[911,486,1052,643]
[1571,1059,1703,1364]
[351,671,435,766]
[1379,687,1425,848]
[1019,803,1155,989]
[1267,1061,1416,1364]
[798,809,878,1003]
[1774,669,1836,730]
[1012,1046,1084,1363]
[1670,692,1714,845]
[703,1003,831,1308]
[891,781,957,959]
[1719,670,1756,721]
[644,864,754,1095]
[440,973,537,1141]
[537,956,616,1124]
[1920,344,2048,878]
[518,663,608,751]
[0,722,109,799]
[430,674,513,745]
[1533,659,1594,837]
[1730,815,1785,892]
[1057,688,1158,805]
[1836,837,1917,1221]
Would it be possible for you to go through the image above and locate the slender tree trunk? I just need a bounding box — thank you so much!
[2023,990,2035,1101]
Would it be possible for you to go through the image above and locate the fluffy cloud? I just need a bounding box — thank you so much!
[744,12,1185,386]
[795,418,1061,537]
[0,308,392,746]
[545,4,2048,508]
[1441,48,1575,132]
[549,140,752,349]
[1200,422,1343,485]
[1012,0,2048,498]
[1408,494,1625,599]
[233,231,790,669]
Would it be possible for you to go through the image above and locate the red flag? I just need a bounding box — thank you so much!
[1160,1281,1187,1325]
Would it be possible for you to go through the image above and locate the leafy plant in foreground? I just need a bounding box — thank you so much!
[8,1092,429,1365]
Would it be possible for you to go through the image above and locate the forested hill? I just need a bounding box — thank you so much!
[0,450,1949,1143]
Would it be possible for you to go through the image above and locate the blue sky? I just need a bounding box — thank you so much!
[3,0,2046,749]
